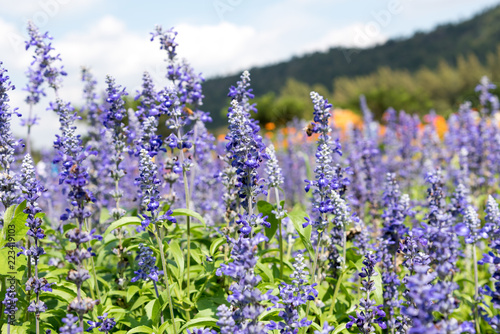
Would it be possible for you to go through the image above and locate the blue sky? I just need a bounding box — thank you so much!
[1,0,499,148]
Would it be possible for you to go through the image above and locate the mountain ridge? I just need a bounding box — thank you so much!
[202,4,500,127]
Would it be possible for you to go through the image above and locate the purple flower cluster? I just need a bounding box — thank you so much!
[304,92,344,231]
[225,72,268,211]
[347,252,386,333]
[0,62,20,213]
[268,252,318,334]
[402,265,473,333]
[379,173,411,331]
[136,149,176,231]
[19,154,52,317]
[418,169,459,279]
[24,21,67,104]
[479,196,500,330]
[216,233,271,334]
[131,243,163,283]
[103,75,129,220]
[87,313,116,333]
[51,96,100,327]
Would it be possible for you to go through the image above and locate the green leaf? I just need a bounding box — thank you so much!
[287,207,314,259]
[332,323,347,334]
[130,295,151,311]
[0,245,27,280]
[158,319,186,334]
[145,299,161,323]
[209,237,226,256]
[127,285,141,302]
[373,267,383,305]
[256,261,274,284]
[1,322,30,334]
[102,216,141,239]
[179,317,218,332]
[170,208,205,226]
[126,326,154,334]
[257,200,279,241]
[0,202,32,248]
[3,203,17,225]
[169,240,184,285]
[43,285,77,303]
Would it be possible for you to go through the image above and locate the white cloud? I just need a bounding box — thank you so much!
[0,0,102,17]
[303,23,389,52]
[3,11,393,151]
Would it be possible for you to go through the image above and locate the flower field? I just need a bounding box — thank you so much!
[2,22,500,334]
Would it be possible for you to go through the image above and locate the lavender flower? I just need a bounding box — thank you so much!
[51,99,95,226]
[401,265,439,333]
[484,195,500,233]
[131,244,162,283]
[52,97,99,327]
[456,206,487,244]
[314,322,335,334]
[479,197,500,330]
[402,265,471,333]
[216,233,271,334]
[265,144,284,191]
[2,285,18,324]
[135,71,160,121]
[475,76,497,114]
[419,169,460,280]
[225,74,268,212]
[87,313,116,333]
[0,62,20,213]
[59,314,83,334]
[24,21,66,97]
[228,69,256,114]
[186,329,217,334]
[223,73,269,234]
[268,252,317,334]
[81,67,99,127]
[346,252,386,334]
[102,75,128,220]
[136,149,176,231]
[304,91,343,231]
[19,154,53,320]
[379,174,410,331]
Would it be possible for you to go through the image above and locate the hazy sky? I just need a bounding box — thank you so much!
[1,0,499,148]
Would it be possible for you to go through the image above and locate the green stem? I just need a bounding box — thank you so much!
[473,245,481,334]
[274,187,284,279]
[181,166,192,321]
[328,223,346,317]
[84,218,101,302]
[328,270,345,317]
[0,277,4,322]
[154,223,177,334]
[189,273,214,309]
[153,281,165,325]
[25,237,32,322]
[304,231,323,328]
[287,234,293,259]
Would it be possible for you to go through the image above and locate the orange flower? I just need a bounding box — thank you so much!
[265,122,276,131]
[217,134,226,142]
[332,109,362,133]
[379,125,387,137]
[433,115,448,139]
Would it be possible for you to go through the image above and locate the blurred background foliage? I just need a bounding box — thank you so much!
[196,5,500,130]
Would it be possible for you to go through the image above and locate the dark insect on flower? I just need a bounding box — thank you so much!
[346,226,362,241]
[183,106,194,116]
[304,122,315,137]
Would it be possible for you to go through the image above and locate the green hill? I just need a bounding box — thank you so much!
[202,4,500,127]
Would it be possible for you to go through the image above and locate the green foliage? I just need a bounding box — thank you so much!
[204,5,500,127]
